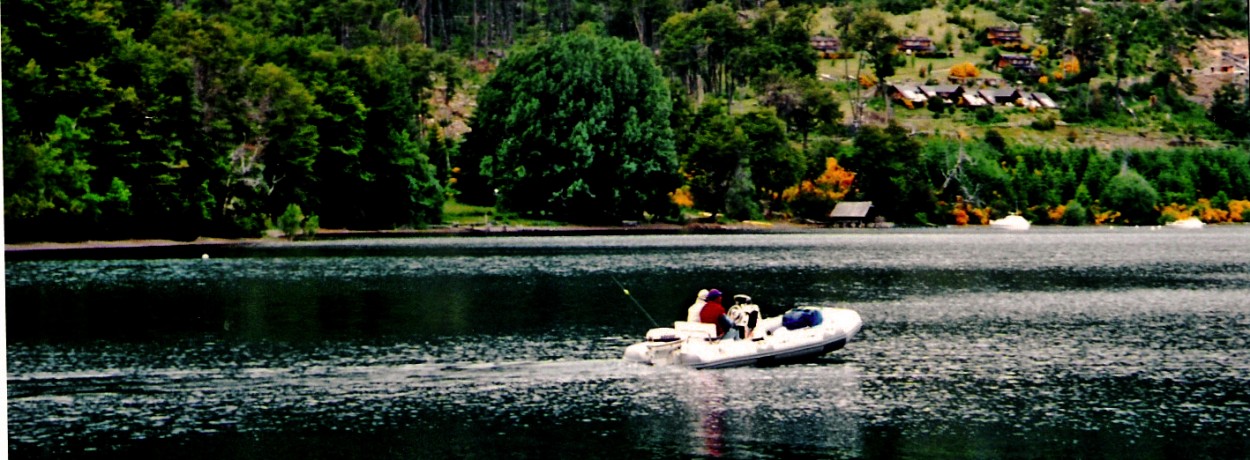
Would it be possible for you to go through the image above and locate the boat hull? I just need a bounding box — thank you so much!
[1166,217,1205,229]
[989,215,1031,230]
[622,308,862,369]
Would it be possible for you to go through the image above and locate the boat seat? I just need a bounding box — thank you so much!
[673,321,716,338]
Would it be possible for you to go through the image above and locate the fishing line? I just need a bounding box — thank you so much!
[611,276,659,328]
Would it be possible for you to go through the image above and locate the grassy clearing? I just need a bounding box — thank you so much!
[442,199,565,227]
[442,199,493,225]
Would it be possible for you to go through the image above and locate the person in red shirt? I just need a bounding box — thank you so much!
[698,289,737,340]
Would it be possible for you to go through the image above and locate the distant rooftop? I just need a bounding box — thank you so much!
[830,201,873,219]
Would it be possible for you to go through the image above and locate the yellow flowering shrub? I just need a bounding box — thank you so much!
[859,74,877,88]
[950,62,980,79]
[782,158,856,218]
[670,186,695,209]
[1229,200,1250,222]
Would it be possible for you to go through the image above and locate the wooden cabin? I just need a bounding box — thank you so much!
[883,84,928,108]
[959,91,990,108]
[1216,51,1248,73]
[811,36,842,58]
[898,36,936,54]
[986,27,1023,47]
[996,54,1041,76]
[918,85,964,104]
[1030,92,1059,109]
[979,88,1023,106]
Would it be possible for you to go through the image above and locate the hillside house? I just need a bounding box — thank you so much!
[959,91,991,108]
[811,36,841,57]
[883,84,929,108]
[918,85,965,104]
[1030,92,1059,109]
[986,27,1023,47]
[1215,51,1248,73]
[996,54,1040,76]
[898,36,936,54]
[979,88,1023,105]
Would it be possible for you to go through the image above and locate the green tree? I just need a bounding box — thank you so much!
[310,43,444,230]
[877,0,936,15]
[1037,0,1080,50]
[984,129,1007,151]
[219,62,320,233]
[845,123,933,224]
[1101,168,1159,224]
[925,138,1010,211]
[467,32,679,223]
[4,115,99,222]
[927,95,947,118]
[3,0,450,241]
[3,0,181,239]
[1208,83,1250,139]
[736,108,805,209]
[1103,4,1160,114]
[754,71,841,149]
[1061,199,1089,225]
[684,101,748,219]
[306,0,390,48]
[845,10,899,83]
[842,9,897,129]
[1061,84,1107,123]
[736,3,818,83]
[276,203,306,239]
[1066,12,1106,81]
[656,4,748,99]
[605,0,676,47]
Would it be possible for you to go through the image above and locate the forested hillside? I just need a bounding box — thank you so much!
[3,0,1248,242]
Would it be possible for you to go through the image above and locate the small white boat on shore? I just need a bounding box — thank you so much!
[623,307,862,369]
[1166,217,1205,229]
[989,214,1031,230]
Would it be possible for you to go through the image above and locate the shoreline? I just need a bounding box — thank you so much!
[2,221,819,255]
[10,221,1237,256]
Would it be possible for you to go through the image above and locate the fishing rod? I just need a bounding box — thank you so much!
[611,276,659,328]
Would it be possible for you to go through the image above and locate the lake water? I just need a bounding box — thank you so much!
[7,227,1250,458]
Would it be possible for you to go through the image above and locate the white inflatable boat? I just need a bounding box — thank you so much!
[622,307,863,369]
[989,214,1031,230]
[1166,217,1205,229]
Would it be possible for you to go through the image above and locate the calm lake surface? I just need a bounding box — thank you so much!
[7,227,1250,459]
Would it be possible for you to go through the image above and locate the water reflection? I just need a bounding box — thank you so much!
[7,227,1250,458]
[687,372,728,457]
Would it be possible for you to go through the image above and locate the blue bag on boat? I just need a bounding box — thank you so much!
[782,308,823,330]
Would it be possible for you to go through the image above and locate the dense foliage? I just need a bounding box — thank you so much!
[916,137,1250,226]
[4,0,1248,242]
[844,123,931,224]
[3,0,450,241]
[678,100,804,220]
[657,2,816,99]
[461,32,679,223]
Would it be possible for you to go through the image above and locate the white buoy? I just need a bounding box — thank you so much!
[201,253,210,260]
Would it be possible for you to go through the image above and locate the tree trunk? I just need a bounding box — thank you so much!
[473,0,479,60]
[633,4,646,44]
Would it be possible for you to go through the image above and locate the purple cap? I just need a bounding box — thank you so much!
[706,289,722,300]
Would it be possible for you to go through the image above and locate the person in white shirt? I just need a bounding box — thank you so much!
[686,289,709,322]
